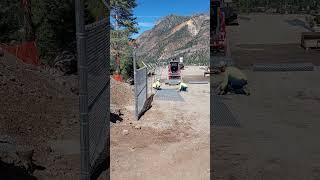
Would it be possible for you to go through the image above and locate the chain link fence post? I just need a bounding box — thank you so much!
[146,65,148,100]
[133,50,138,120]
[76,0,109,178]
[75,0,90,179]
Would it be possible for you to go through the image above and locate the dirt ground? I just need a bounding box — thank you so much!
[212,14,320,179]
[0,52,80,179]
[110,66,210,180]
[228,14,320,67]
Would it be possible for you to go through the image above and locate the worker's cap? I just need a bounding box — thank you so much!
[219,61,226,67]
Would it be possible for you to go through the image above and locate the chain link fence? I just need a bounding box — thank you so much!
[142,61,158,95]
[76,1,109,179]
[86,18,109,179]
[133,53,148,120]
[134,67,148,120]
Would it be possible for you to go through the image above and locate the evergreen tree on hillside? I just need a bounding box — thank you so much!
[31,0,104,65]
[31,0,76,65]
[110,0,138,33]
[1,0,108,66]
[110,0,138,79]
[0,0,24,42]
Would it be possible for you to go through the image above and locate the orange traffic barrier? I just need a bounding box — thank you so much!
[113,74,123,82]
[0,41,41,65]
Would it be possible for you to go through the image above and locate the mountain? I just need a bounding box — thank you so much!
[135,13,209,65]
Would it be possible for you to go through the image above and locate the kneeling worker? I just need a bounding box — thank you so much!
[178,81,188,92]
[218,61,250,95]
[152,79,161,90]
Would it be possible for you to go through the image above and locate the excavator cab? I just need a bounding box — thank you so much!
[168,59,180,79]
[170,61,179,72]
[222,0,239,26]
[165,59,181,85]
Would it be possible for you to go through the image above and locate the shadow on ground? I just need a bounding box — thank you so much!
[111,113,123,123]
[0,160,38,180]
[90,154,110,180]
[138,94,155,120]
[238,16,251,21]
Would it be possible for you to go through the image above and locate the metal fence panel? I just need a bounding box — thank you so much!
[85,18,109,176]
[137,85,147,113]
[136,67,147,94]
[212,96,240,127]
[134,66,148,120]
[76,1,109,177]
[86,20,109,106]
[88,86,109,166]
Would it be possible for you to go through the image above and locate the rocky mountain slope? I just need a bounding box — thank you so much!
[135,13,209,65]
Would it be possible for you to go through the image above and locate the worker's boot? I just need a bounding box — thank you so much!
[243,86,250,96]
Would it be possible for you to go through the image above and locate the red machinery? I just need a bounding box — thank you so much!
[211,0,227,55]
[208,0,238,75]
[211,0,238,55]
[168,59,181,80]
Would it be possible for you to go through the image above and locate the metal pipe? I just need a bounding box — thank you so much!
[75,0,90,179]
[133,50,138,120]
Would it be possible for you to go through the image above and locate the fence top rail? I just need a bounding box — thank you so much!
[141,61,148,68]
[137,66,147,71]
[85,18,109,31]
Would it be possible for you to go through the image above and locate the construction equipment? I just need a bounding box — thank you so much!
[168,58,181,80]
[314,14,320,32]
[179,57,185,70]
[211,0,227,55]
[211,0,239,56]
[306,13,320,32]
[210,0,238,75]
[301,13,320,50]
[222,0,239,26]
[301,32,320,50]
[165,58,181,85]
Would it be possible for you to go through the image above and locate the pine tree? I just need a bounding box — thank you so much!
[110,0,138,79]
[110,0,138,33]
[31,0,76,64]
[0,0,24,42]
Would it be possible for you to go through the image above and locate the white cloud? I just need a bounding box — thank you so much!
[138,22,155,27]
[136,16,161,18]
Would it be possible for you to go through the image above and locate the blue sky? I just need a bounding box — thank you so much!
[132,0,210,38]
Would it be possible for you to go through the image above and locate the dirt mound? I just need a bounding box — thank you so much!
[0,51,80,179]
[110,116,192,151]
[110,78,134,107]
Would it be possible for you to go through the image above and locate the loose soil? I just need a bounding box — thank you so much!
[0,52,80,179]
[110,66,210,180]
[212,14,320,180]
